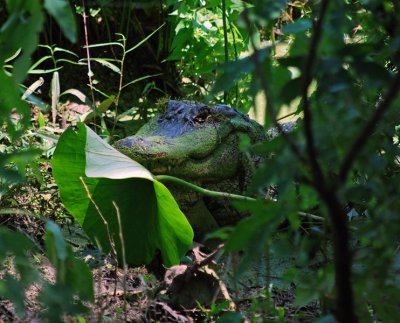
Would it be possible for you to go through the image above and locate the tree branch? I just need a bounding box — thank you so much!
[301,0,331,187]
[299,2,360,321]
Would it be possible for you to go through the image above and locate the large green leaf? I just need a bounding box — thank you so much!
[52,123,193,266]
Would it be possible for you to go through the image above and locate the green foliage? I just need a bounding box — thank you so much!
[0,227,39,316]
[51,123,193,266]
[166,0,252,107]
[28,44,81,125]
[0,0,75,135]
[0,223,93,321]
[211,0,400,321]
[197,299,231,321]
[0,1,43,85]
[0,0,76,190]
[40,221,94,321]
[2,0,400,320]
[0,1,96,320]
[84,27,164,106]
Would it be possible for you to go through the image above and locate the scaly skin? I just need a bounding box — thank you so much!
[114,100,266,235]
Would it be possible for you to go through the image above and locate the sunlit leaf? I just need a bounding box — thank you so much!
[89,58,121,74]
[96,95,116,113]
[60,89,88,103]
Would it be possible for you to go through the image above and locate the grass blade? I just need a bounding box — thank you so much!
[125,23,165,54]
[92,59,121,74]
[85,42,124,49]
[121,73,163,90]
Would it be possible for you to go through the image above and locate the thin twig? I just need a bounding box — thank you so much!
[277,111,297,121]
[80,177,121,300]
[297,211,324,221]
[113,201,127,323]
[79,177,117,260]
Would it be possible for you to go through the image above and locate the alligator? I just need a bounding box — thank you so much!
[114,100,269,238]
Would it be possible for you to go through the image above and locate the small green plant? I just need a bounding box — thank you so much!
[81,28,164,121]
[28,44,79,75]
[24,43,116,136]
[196,299,232,321]
[247,292,286,323]
[28,44,80,125]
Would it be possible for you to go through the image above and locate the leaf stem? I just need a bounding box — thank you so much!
[155,176,327,222]
[154,175,256,202]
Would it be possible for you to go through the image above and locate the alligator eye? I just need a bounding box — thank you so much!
[194,107,212,123]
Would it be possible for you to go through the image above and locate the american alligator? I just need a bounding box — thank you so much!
[114,100,268,237]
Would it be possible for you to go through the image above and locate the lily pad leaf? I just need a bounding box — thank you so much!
[52,123,193,267]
